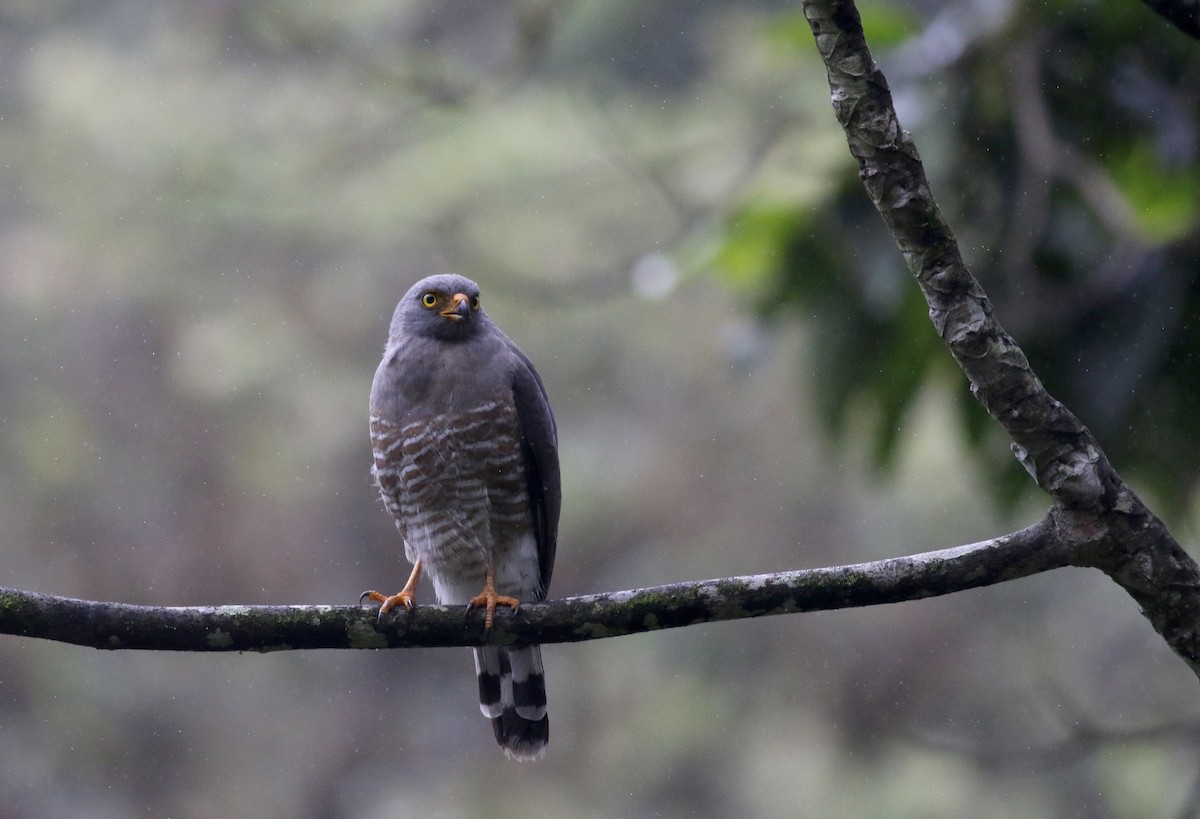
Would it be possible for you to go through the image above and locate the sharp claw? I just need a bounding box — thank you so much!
[359,588,416,625]
[361,563,423,622]
[467,591,520,629]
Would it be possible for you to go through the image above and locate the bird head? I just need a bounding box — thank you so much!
[391,274,486,342]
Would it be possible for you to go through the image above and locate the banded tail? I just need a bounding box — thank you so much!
[474,645,548,760]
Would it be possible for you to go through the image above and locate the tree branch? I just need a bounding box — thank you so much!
[1,0,1196,688]
[802,0,1200,679]
[0,520,1067,652]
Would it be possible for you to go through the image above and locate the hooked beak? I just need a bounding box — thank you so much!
[439,292,471,321]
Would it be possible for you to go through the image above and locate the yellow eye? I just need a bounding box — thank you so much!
[470,295,481,310]
[420,292,438,308]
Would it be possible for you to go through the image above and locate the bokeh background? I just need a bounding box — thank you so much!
[0,1,1198,817]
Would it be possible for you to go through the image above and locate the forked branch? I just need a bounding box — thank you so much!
[802,0,1200,677]
[0,0,1197,680]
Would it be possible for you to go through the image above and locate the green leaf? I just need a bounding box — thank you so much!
[1110,143,1200,241]
[857,2,920,48]
[710,204,806,289]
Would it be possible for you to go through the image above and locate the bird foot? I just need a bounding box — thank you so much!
[360,561,423,623]
[359,589,416,622]
[468,585,520,629]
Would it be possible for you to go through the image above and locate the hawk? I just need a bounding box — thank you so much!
[363,273,560,761]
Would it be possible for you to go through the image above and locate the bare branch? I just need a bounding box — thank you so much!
[1008,36,1141,243]
[801,0,1200,678]
[910,717,1200,770]
[0,520,1067,652]
[2,0,1196,702]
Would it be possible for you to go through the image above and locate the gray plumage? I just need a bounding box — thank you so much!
[368,273,559,760]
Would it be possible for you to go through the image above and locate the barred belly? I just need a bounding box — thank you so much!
[370,398,532,605]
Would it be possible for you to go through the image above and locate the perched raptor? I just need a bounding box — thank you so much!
[363,273,560,761]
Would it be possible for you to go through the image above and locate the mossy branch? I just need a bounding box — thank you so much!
[802,0,1200,678]
[1,0,1195,686]
[0,519,1069,652]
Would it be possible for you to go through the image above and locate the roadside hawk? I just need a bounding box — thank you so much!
[363,273,560,761]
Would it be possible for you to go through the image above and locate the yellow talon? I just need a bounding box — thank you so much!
[468,571,520,629]
[361,560,423,621]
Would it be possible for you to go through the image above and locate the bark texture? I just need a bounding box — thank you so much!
[0,0,1196,684]
[0,521,1066,651]
[803,0,1200,677]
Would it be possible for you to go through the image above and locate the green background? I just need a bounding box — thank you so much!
[0,1,1196,817]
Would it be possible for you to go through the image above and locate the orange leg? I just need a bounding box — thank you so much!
[360,559,422,620]
[468,570,521,629]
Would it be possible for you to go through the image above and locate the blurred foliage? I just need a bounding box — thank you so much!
[0,1,1199,818]
[711,0,1200,514]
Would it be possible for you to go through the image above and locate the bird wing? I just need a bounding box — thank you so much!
[507,341,560,598]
